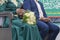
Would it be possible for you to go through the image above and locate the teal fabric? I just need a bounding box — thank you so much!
[22,23,42,40]
[0,0,42,40]
[9,17,24,40]
[0,0,8,12]
[17,0,24,8]
[0,3,6,12]
[4,16,42,40]
[6,0,23,14]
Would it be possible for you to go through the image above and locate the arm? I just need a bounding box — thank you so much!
[38,2,47,17]
[23,0,31,10]
[38,2,51,22]
[17,0,23,8]
[16,0,31,18]
[23,0,40,19]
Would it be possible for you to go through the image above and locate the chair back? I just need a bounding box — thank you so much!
[0,11,13,40]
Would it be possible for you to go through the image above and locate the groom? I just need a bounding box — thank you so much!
[23,0,59,40]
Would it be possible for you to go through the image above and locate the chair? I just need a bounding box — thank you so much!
[48,16,60,23]
[0,11,13,40]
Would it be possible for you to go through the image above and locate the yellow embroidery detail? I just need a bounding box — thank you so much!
[0,0,7,5]
[11,0,18,7]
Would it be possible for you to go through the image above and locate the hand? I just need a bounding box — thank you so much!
[16,8,25,15]
[39,17,51,22]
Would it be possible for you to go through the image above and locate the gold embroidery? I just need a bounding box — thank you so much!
[0,0,7,5]
[11,0,18,7]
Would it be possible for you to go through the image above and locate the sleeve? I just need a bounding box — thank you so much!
[39,2,47,17]
[23,0,40,19]
[23,0,31,10]
[6,0,17,14]
[17,0,23,8]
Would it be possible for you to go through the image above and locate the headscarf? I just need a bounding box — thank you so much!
[0,0,7,5]
[10,0,24,7]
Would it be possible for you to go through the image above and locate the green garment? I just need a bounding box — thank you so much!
[0,3,6,12]
[4,16,42,40]
[0,0,42,40]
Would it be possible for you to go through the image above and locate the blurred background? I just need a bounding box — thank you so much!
[39,0,60,27]
[39,0,60,40]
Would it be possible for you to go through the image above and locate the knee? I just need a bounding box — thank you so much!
[36,21,49,32]
[53,26,59,32]
[43,26,49,32]
[39,24,49,32]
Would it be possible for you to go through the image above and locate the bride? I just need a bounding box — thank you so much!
[0,0,42,40]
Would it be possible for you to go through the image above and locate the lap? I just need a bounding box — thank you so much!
[46,22,59,31]
[5,17,42,40]
[22,23,42,40]
[36,20,49,30]
[37,20,59,31]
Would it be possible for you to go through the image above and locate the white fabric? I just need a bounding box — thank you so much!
[0,17,4,26]
[11,0,18,6]
[0,0,6,5]
[34,0,44,18]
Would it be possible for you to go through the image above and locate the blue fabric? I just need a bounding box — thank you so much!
[23,0,59,40]
[36,20,59,40]
[23,0,47,19]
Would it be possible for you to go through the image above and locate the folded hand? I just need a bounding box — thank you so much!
[39,17,51,22]
[16,8,25,15]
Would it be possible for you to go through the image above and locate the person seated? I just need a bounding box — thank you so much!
[23,0,59,40]
[0,0,42,40]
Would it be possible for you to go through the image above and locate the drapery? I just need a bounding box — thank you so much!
[0,0,42,40]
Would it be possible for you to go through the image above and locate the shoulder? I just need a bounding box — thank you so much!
[38,1,43,6]
[38,1,43,5]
